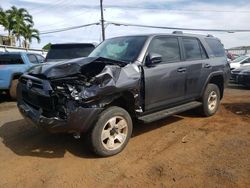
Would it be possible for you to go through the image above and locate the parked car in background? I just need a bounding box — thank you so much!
[17,33,230,156]
[230,54,250,70]
[231,65,250,87]
[226,52,240,61]
[0,52,44,98]
[45,43,95,62]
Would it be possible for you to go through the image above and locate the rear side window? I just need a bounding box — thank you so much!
[36,55,45,63]
[27,54,39,64]
[148,37,181,63]
[205,38,225,57]
[182,37,207,60]
[0,54,24,64]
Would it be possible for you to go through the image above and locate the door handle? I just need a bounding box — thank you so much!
[204,64,211,68]
[177,67,186,73]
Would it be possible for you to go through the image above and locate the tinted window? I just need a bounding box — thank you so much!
[46,44,95,60]
[183,38,207,60]
[242,57,250,64]
[205,38,225,57]
[148,37,180,63]
[27,54,38,64]
[89,36,147,63]
[0,54,23,64]
[36,55,45,63]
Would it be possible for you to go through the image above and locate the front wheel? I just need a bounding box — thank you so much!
[90,106,133,157]
[200,83,220,117]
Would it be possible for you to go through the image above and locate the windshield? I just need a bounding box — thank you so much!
[46,44,95,61]
[232,55,248,63]
[89,36,147,63]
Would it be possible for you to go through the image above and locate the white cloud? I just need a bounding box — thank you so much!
[1,0,250,49]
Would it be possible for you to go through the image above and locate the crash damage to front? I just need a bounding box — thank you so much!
[17,57,142,133]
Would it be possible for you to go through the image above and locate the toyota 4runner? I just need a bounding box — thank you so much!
[17,32,230,156]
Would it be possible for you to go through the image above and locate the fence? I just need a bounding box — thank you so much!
[0,45,47,57]
[226,49,250,55]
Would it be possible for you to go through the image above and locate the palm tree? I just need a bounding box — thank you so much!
[7,6,34,47]
[0,8,14,45]
[21,24,40,48]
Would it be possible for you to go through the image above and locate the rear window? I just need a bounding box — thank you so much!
[46,44,95,60]
[0,54,24,65]
[205,38,225,57]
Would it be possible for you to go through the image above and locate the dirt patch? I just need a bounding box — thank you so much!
[0,86,250,187]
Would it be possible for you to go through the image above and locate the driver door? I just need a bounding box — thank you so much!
[143,36,187,111]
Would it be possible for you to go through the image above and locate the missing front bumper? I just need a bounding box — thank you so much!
[18,100,103,133]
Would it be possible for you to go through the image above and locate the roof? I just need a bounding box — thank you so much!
[0,51,42,55]
[51,43,95,47]
[106,32,217,40]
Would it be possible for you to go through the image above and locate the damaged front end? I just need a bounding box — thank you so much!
[17,57,142,133]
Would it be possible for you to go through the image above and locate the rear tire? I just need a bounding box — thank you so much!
[90,106,133,157]
[9,79,18,100]
[200,83,220,117]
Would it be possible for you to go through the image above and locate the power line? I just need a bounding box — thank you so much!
[104,6,250,14]
[106,21,250,33]
[40,22,100,35]
[39,20,250,35]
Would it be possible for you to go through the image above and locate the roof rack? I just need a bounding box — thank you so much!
[172,31,183,34]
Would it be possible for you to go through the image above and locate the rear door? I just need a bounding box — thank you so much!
[181,37,210,98]
[143,36,187,111]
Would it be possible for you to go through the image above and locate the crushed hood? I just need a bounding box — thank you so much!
[28,57,127,79]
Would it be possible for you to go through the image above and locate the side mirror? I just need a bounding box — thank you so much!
[145,53,162,66]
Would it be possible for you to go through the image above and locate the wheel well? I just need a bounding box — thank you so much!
[12,74,22,80]
[209,75,224,99]
[109,92,136,118]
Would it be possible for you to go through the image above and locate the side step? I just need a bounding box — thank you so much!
[138,101,202,123]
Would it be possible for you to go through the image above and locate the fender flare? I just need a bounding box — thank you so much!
[200,71,225,98]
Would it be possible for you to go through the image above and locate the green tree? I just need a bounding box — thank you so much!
[21,24,40,48]
[7,6,34,47]
[0,6,40,47]
[42,43,52,50]
[0,7,15,45]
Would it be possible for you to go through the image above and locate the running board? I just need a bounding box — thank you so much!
[138,101,202,123]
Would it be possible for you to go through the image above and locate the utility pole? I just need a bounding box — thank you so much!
[100,0,105,41]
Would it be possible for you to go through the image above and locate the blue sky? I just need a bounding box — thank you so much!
[1,0,250,49]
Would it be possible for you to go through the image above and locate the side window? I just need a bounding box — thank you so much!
[27,54,38,64]
[148,37,181,63]
[0,54,23,64]
[183,38,207,60]
[36,55,45,63]
[205,38,225,57]
[243,57,250,64]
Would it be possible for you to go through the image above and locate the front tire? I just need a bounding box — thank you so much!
[201,83,220,117]
[90,106,133,157]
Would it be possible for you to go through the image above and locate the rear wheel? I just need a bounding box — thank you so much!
[200,83,220,117]
[9,79,18,99]
[90,106,133,157]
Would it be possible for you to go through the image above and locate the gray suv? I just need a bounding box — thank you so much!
[17,32,230,156]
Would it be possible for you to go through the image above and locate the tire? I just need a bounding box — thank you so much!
[90,106,133,157]
[200,83,220,117]
[9,79,18,100]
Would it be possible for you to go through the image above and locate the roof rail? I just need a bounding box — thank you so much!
[172,31,183,34]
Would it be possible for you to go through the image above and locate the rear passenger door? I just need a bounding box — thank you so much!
[181,37,209,97]
[143,36,187,111]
